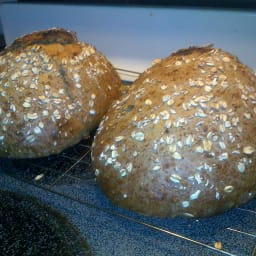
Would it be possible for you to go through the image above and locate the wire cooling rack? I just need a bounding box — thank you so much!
[0,69,256,256]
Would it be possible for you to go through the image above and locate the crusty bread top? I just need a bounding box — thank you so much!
[92,45,256,217]
[0,28,121,158]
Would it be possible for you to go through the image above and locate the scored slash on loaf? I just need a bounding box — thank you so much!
[0,28,121,158]
[92,45,256,218]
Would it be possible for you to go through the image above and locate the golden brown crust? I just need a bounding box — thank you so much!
[0,28,121,158]
[3,28,78,53]
[92,45,256,218]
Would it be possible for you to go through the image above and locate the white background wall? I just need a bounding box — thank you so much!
[1,3,255,79]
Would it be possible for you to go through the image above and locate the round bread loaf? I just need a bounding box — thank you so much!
[92,46,256,218]
[0,28,121,158]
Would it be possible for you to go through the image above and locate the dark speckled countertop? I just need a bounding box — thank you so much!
[0,139,255,256]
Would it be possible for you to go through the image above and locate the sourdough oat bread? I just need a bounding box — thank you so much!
[92,46,256,218]
[0,28,121,158]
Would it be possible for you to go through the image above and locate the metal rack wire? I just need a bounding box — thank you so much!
[1,69,256,256]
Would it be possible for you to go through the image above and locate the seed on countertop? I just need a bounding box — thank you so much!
[214,241,222,250]
[243,146,255,155]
